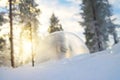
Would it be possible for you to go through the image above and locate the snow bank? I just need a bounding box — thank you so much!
[111,42,120,54]
[0,42,120,80]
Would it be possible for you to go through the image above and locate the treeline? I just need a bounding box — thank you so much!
[0,0,63,67]
[0,0,120,67]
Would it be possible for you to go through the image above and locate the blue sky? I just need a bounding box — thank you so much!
[37,0,82,32]
[113,8,120,14]
[112,6,120,16]
[58,0,120,17]
[59,0,69,4]
[108,0,120,23]
[0,7,8,13]
[58,0,72,6]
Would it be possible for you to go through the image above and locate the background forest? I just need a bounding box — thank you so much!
[0,0,120,67]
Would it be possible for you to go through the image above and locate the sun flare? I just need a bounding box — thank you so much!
[20,40,33,63]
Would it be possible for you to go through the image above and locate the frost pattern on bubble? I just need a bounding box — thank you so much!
[35,31,89,63]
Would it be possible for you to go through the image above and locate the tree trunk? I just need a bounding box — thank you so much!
[91,0,103,51]
[113,31,118,44]
[29,23,34,67]
[9,0,15,67]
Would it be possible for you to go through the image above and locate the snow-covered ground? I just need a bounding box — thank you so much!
[0,42,120,80]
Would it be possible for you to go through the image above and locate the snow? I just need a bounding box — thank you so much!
[35,31,89,63]
[0,43,120,80]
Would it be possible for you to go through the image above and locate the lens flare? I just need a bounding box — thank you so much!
[21,40,32,63]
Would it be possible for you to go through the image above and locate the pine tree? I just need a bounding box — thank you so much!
[106,0,119,44]
[18,0,40,66]
[0,37,5,50]
[0,10,7,50]
[0,1,11,67]
[80,0,112,53]
[10,0,40,66]
[48,13,63,33]
[0,13,5,26]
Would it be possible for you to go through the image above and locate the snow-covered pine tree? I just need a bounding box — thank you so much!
[48,13,63,33]
[0,12,6,26]
[0,8,8,50]
[0,2,11,67]
[80,0,112,53]
[106,0,119,44]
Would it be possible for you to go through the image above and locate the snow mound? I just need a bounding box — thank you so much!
[0,42,120,80]
[35,31,89,63]
[111,42,120,54]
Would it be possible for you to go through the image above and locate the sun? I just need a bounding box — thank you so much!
[20,39,33,64]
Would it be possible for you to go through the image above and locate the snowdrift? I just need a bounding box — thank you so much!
[0,42,120,80]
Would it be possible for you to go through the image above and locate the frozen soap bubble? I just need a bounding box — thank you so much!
[35,31,89,63]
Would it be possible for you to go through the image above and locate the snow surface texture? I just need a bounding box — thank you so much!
[35,31,89,63]
[0,42,120,80]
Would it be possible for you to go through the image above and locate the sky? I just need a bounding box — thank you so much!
[0,0,120,40]
[36,0,83,36]
[109,0,120,24]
